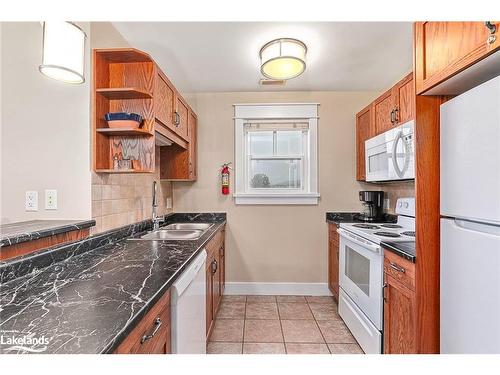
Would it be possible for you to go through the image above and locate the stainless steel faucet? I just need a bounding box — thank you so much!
[152,181,164,231]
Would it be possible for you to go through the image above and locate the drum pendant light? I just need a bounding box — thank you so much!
[260,38,307,80]
[39,22,86,84]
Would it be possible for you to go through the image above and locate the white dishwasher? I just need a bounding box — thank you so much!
[171,249,207,354]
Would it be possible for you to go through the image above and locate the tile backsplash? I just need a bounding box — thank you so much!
[91,147,173,234]
[382,181,415,214]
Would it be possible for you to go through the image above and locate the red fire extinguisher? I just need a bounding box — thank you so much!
[221,163,232,195]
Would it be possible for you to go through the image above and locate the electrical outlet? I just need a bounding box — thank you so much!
[383,198,390,210]
[25,191,38,211]
[166,197,172,209]
[45,189,58,210]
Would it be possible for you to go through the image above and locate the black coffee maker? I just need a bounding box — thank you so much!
[358,191,384,222]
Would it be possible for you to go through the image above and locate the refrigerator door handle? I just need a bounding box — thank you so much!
[454,218,500,236]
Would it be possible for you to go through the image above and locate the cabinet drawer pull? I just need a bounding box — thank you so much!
[141,317,162,344]
[389,262,405,273]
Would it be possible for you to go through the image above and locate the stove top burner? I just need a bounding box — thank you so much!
[401,231,415,237]
[381,224,403,229]
[374,231,402,238]
[352,224,381,229]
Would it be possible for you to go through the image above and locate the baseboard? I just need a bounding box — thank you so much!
[224,282,332,296]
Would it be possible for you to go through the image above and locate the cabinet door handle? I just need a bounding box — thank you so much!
[174,111,180,126]
[390,109,395,124]
[141,317,162,344]
[389,262,406,273]
[383,282,388,302]
[212,259,218,274]
[394,107,399,124]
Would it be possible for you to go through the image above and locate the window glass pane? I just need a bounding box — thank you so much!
[249,131,273,156]
[276,131,302,156]
[249,159,301,189]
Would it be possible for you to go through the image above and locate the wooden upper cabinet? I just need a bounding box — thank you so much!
[355,104,374,181]
[174,96,189,140]
[154,72,176,131]
[373,88,395,135]
[373,72,414,136]
[394,73,415,124]
[414,21,500,94]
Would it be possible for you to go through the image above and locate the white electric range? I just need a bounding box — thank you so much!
[337,197,415,354]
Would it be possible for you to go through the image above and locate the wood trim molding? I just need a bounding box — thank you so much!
[224,282,332,296]
[0,229,90,261]
[414,95,442,353]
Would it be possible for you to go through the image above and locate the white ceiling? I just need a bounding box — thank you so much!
[112,22,413,93]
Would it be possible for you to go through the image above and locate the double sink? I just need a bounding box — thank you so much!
[137,223,213,241]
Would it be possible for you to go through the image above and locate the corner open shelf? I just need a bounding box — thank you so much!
[96,87,152,100]
[94,169,152,174]
[96,127,153,137]
[92,48,156,174]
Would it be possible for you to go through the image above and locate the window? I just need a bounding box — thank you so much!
[234,104,319,205]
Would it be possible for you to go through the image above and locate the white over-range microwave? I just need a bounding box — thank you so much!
[365,120,415,182]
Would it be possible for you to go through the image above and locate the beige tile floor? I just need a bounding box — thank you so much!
[207,295,364,354]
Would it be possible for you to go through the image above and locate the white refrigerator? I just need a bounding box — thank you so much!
[440,75,500,354]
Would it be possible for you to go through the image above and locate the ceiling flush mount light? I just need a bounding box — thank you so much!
[39,22,86,84]
[260,38,307,80]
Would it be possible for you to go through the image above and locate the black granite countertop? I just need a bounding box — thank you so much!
[381,241,416,263]
[0,220,96,247]
[0,213,226,354]
[326,212,397,227]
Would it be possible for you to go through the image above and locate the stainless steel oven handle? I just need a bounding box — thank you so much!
[337,228,380,253]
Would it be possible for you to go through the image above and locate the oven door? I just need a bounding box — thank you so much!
[338,228,383,330]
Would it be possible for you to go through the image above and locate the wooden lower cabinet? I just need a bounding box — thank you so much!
[206,226,226,338]
[383,251,416,354]
[115,289,171,354]
[327,224,340,301]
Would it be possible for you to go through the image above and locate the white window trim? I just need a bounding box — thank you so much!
[233,103,320,205]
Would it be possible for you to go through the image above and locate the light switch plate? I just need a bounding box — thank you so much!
[45,189,58,210]
[25,191,38,211]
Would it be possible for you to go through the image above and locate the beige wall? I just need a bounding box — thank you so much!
[1,22,91,223]
[89,22,174,233]
[174,91,388,284]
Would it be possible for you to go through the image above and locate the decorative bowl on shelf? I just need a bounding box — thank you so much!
[104,112,143,129]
